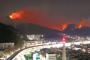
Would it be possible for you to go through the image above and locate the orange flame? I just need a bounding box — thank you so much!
[77,24,82,29]
[60,24,68,31]
[9,11,24,20]
[76,19,85,29]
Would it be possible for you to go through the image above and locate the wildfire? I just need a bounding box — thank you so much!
[9,11,24,20]
[76,19,85,29]
[61,24,68,31]
[77,24,82,29]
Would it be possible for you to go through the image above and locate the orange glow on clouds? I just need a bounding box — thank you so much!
[9,8,89,31]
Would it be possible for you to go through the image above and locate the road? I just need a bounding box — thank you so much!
[6,45,43,60]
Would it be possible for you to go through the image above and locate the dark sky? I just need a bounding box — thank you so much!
[0,0,90,30]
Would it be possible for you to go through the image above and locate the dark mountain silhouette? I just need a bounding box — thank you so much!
[16,23,90,41]
[1,22,90,43]
[63,24,90,37]
[16,23,62,40]
[0,23,18,43]
[75,27,90,36]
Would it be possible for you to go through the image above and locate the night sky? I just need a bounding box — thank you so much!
[0,0,90,30]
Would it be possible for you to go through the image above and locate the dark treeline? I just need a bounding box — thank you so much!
[0,23,18,43]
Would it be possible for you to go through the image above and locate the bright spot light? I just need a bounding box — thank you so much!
[62,37,66,44]
[9,13,21,20]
